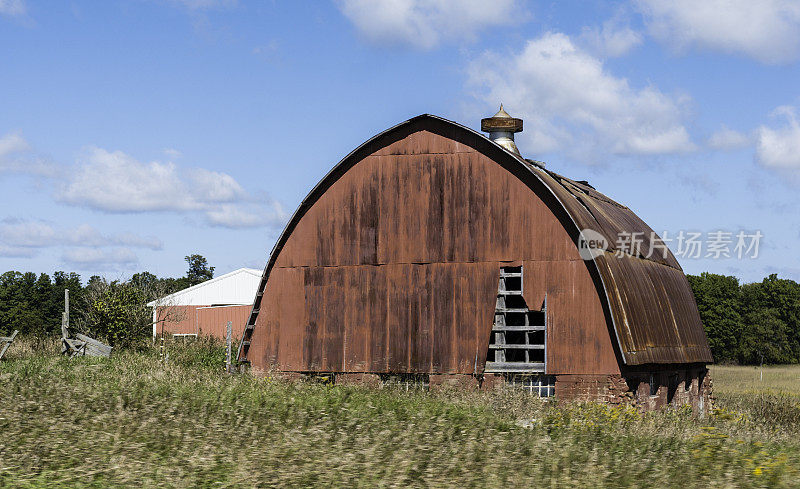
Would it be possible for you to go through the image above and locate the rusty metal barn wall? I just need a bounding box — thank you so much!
[251,263,499,373]
[196,305,250,340]
[521,260,619,374]
[249,128,617,375]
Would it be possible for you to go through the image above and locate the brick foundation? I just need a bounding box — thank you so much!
[429,374,479,390]
[480,373,505,391]
[554,375,629,404]
[335,373,382,387]
[620,366,712,413]
[255,366,712,414]
[548,367,711,413]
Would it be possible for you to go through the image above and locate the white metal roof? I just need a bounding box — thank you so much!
[146,268,262,307]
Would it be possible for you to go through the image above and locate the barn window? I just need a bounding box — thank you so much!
[485,266,547,377]
[649,373,659,397]
[380,374,430,391]
[506,374,555,397]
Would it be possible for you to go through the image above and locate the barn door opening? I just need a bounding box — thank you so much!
[485,266,551,391]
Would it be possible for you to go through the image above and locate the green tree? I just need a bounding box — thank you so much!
[130,271,159,290]
[738,274,800,364]
[0,271,47,337]
[687,272,743,363]
[185,254,214,286]
[80,279,149,347]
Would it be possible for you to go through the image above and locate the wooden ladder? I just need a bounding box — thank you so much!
[485,266,547,373]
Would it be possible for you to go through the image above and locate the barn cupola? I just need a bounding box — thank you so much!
[481,104,523,155]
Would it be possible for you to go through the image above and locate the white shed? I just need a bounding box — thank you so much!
[148,268,261,339]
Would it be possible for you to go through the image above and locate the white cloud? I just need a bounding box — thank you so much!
[66,225,163,249]
[0,245,35,258]
[0,132,28,157]
[190,168,246,202]
[0,132,57,177]
[0,0,25,16]
[163,148,183,159]
[0,219,159,268]
[467,32,694,160]
[0,220,56,247]
[635,0,800,64]
[580,18,643,57]
[57,146,284,229]
[62,248,139,268]
[707,126,752,151]
[0,219,163,250]
[756,106,800,170]
[204,201,288,229]
[59,147,194,212]
[337,0,526,49]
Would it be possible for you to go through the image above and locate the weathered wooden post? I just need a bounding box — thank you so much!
[225,321,232,373]
[64,289,69,331]
[0,330,18,360]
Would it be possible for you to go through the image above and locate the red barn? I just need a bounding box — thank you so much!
[238,110,713,411]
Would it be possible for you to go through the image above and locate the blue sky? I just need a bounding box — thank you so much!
[1,0,799,283]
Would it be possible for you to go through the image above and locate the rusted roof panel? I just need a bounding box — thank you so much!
[534,168,680,269]
[594,252,713,364]
[523,164,708,364]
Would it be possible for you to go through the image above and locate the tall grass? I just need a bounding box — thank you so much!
[711,365,800,435]
[0,345,799,487]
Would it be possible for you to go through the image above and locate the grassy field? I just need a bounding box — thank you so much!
[710,365,800,438]
[1,341,800,488]
[712,365,800,396]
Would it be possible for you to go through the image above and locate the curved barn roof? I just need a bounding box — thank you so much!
[239,115,712,366]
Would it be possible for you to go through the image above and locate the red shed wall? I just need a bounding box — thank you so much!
[250,129,619,375]
[157,305,250,339]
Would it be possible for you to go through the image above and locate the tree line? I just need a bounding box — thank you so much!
[0,254,214,347]
[687,272,800,365]
[1,259,798,364]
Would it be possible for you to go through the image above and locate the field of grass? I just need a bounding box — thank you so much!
[710,365,800,437]
[2,341,800,488]
[712,365,800,396]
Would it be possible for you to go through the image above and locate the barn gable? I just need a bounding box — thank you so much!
[238,114,711,371]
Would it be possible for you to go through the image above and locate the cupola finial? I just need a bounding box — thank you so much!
[481,105,523,155]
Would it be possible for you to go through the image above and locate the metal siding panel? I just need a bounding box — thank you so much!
[524,260,620,375]
[408,265,433,372]
[274,268,306,371]
[195,305,250,339]
[343,267,367,371]
[386,265,411,372]
[368,268,389,372]
[157,305,198,335]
